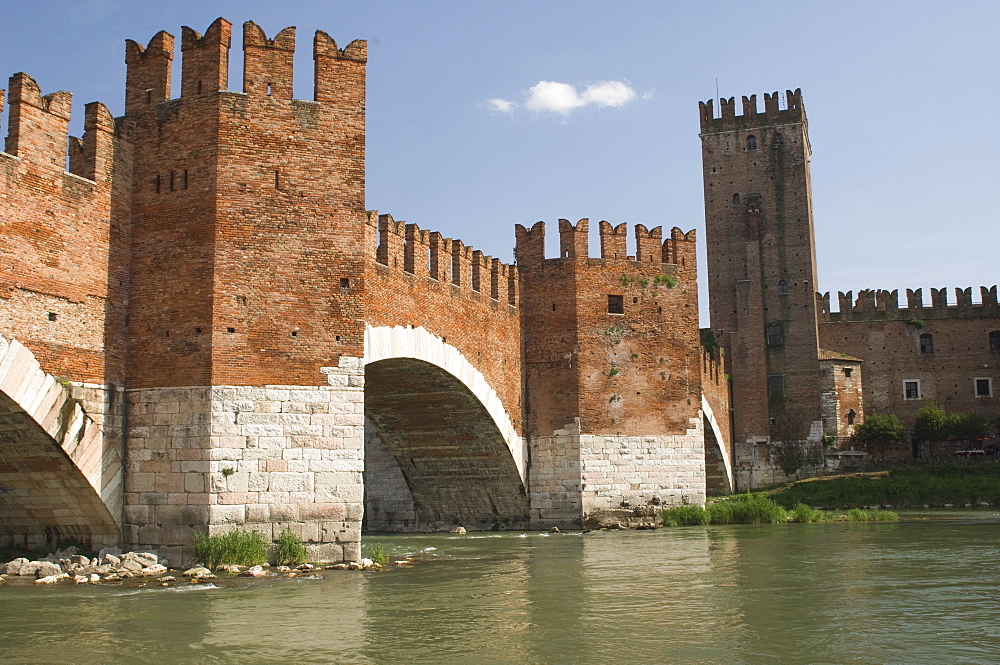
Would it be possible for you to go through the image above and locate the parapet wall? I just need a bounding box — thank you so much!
[818,286,1000,321]
[699,88,804,133]
[514,218,696,273]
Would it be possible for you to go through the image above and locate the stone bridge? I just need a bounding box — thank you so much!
[361,212,529,531]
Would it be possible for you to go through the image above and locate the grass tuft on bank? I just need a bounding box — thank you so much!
[770,463,1000,509]
[661,493,900,527]
[194,529,268,569]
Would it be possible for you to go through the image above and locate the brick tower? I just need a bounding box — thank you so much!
[516,219,706,527]
[122,19,368,563]
[699,90,823,449]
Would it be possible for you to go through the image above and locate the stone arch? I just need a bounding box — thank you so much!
[0,336,122,547]
[363,326,529,530]
[701,395,734,495]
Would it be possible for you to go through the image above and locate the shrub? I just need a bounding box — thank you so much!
[707,493,788,525]
[789,503,831,523]
[847,508,900,522]
[274,527,308,566]
[193,529,268,569]
[661,505,709,526]
[367,543,389,565]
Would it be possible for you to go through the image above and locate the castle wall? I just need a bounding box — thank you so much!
[818,288,1000,429]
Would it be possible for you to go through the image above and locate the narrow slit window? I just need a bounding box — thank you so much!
[778,280,788,294]
[767,374,785,398]
[732,193,741,206]
[747,135,757,150]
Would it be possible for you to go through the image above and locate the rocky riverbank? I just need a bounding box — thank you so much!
[0,546,390,586]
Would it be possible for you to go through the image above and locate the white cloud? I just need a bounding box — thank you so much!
[492,79,640,117]
[581,81,637,108]
[524,81,587,114]
[486,98,516,113]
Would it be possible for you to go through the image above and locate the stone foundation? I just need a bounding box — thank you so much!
[124,357,364,565]
[529,417,707,528]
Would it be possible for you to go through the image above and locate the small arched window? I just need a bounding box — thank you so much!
[778,280,788,294]
[747,135,757,150]
[732,193,741,206]
[919,333,933,354]
[847,409,856,425]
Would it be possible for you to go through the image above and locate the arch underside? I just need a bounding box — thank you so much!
[702,396,735,496]
[0,392,119,546]
[365,357,529,530]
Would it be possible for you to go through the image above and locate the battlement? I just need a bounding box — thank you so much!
[514,219,696,268]
[370,212,518,306]
[2,73,119,183]
[699,88,804,133]
[123,18,366,115]
[817,285,1000,322]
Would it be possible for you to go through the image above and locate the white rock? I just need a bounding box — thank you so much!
[451,526,467,534]
[143,564,168,575]
[360,558,374,568]
[73,575,89,584]
[182,567,214,577]
[242,565,266,577]
[35,574,67,584]
[89,574,100,583]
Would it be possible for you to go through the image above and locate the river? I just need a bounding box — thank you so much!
[2,510,999,664]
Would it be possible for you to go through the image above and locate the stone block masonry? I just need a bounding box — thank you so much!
[125,358,364,566]
[530,417,707,527]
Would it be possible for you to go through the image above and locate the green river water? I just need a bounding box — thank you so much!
[2,510,999,664]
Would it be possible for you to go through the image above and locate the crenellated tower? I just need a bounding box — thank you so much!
[516,219,707,526]
[700,89,822,447]
[120,18,368,562]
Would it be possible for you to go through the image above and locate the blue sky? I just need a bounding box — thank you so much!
[3,1,998,324]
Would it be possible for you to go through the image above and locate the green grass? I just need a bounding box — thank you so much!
[193,529,268,569]
[660,505,709,526]
[661,495,899,528]
[706,493,788,525]
[788,503,833,523]
[274,527,308,566]
[771,463,1000,509]
[847,508,900,522]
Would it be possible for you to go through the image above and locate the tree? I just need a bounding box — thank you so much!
[946,412,990,447]
[855,413,906,460]
[914,403,947,457]
[914,403,946,442]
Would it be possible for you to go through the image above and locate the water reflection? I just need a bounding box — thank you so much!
[2,515,1000,664]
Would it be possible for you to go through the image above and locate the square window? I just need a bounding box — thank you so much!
[607,294,624,315]
[844,367,853,378]
[975,378,992,398]
[903,380,921,400]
